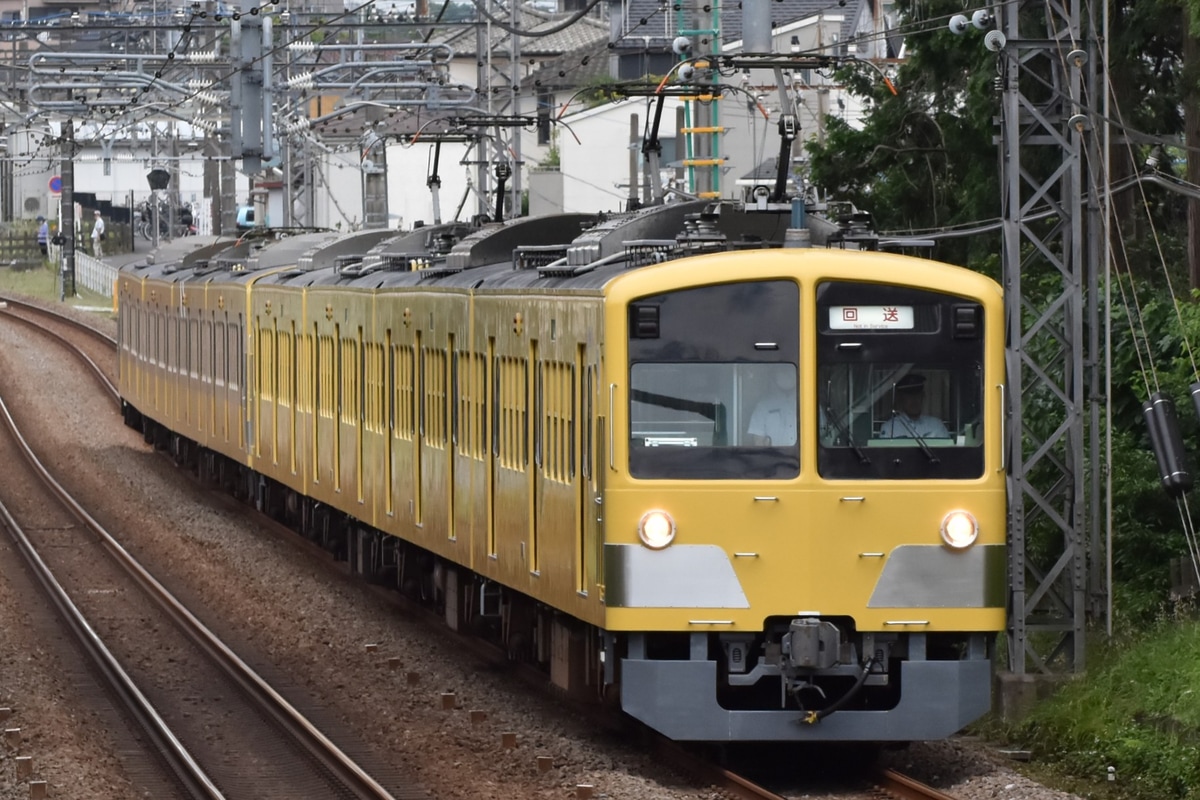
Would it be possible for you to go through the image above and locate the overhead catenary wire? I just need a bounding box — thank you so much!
[1059,0,1200,590]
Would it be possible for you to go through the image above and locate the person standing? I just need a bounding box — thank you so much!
[91,209,106,258]
[36,216,49,258]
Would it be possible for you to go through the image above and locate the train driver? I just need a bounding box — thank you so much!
[746,368,797,446]
[878,373,950,439]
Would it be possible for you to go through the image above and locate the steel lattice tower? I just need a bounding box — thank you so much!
[999,0,1105,677]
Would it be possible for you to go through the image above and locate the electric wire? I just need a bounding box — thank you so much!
[1067,0,1200,588]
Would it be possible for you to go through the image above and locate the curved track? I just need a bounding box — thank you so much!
[0,304,410,799]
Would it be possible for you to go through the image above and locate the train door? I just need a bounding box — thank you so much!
[576,345,589,595]
[385,330,394,517]
[238,312,248,451]
[529,339,540,574]
[536,346,576,584]
[414,330,424,526]
[447,335,457,542]
[189,316,199,430]
[217,316,227,444]
[334,323,342,493]
[172,312,179,423]
[198,315,207,438]
[225,313,236,447]
[250,316,263,458]
[356,326,365,504]
[271,318,281,463]
[183,314,189,429]
[595,356,606,591]
[183,309,190,430]
[313,323,321,485]
[208,312,217,439]
[486,337,496,557]
[153,310,162,416]
[289,321,298,477]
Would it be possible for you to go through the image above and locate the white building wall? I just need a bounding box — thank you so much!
[522,96,684,214]
[384,139,478,228]
[68,153,209,207]
[305,147,373,230]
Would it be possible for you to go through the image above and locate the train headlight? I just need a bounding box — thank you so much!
[638,510,676,549]
[941,510,979,549]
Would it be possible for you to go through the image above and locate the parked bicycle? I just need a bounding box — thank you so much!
[135,199,196,241]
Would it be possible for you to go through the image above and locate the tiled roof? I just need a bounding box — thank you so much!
[430,5,608,58]
[523,38,611,91]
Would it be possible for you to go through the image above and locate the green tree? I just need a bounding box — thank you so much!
[807,0,1001,269]
[808,0,1192,279]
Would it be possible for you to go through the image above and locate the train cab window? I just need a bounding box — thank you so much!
[815,280,986,480]
[627,280,799,480]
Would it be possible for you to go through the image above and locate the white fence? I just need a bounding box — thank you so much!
[52,246,120,300]
[75,250,119,297]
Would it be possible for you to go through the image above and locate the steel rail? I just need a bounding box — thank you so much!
[0,313,399,800]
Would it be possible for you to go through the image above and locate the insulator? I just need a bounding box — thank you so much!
[187,78,207,91]
[1143,392,1194,497]
[284,117,310,134]
[195,91,222,106]
[188,50,218,63]
[286,73,315,90]
[1189,380,1200,425]
[191,116,218,133]
[288,40,317,53]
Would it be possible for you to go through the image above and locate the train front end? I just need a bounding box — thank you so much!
[602,248,1006,742]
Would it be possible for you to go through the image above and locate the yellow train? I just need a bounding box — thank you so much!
[118,201,1006,742]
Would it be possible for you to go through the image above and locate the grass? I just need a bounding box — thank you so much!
[0,262,115,315]
[982,618,1200,800]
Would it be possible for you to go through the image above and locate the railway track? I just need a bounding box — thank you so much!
[875,768,964,800]
[0,294,119,397]
[0,306,415,799]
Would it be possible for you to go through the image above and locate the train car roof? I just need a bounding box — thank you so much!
[174,202,880,293]
[296,228,399,271]
[133,229,349,285]
[241,230,346,271]
[118,235,241,279]
[254,222,480,288]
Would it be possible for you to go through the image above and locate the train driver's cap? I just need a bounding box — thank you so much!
[896,374,927,393]
[36,215,44,221]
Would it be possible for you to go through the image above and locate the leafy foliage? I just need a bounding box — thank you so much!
[806,0,1002,268]
[1101,279,1200,623]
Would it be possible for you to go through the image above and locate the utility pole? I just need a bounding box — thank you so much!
[231,0,273,226]
[60,120,75,299]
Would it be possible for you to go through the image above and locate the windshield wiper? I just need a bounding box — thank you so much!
[893,415,940,463]
[630,388,723,419]
[823,402,870,464]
